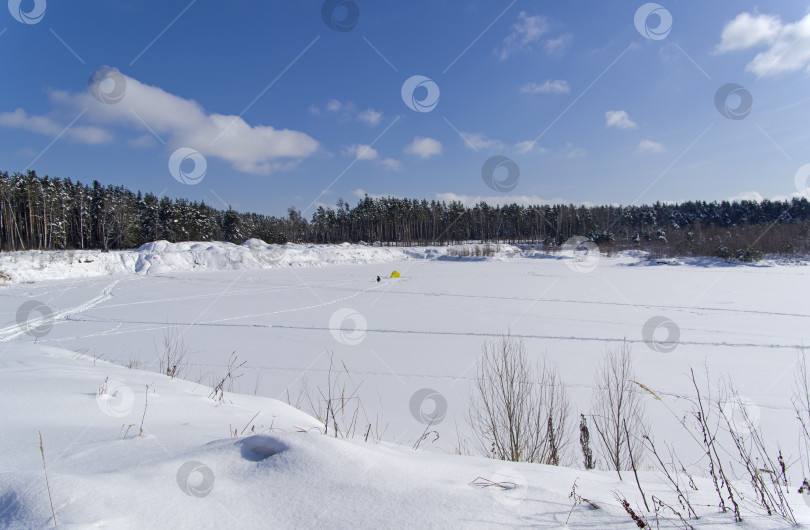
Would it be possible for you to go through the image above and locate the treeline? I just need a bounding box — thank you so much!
[1,170,809,258]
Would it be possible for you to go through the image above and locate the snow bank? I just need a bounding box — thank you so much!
[3,344,805,528]
[0,240,799,285]
[0,241,520,284]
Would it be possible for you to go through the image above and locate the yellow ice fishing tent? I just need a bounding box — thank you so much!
[390,270,401,278]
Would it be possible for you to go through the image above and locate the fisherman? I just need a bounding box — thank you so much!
[376,275,381,282]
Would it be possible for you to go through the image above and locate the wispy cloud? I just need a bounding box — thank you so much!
[351,188,392,200]
[344,144,378,160]
[727,190,764,202]
[381,158,402,171]
[344,145,402,170]
[605,110,638,130]
[636,139,666,154]
[562,142,586,159]
[514,141,550,155]
[128,134,157,148]
[311,99,383,126]
[497,12,549,60]
[0,108,113,144]
[436,192,585,207]
[520,79,570,94]
[461,132,506,151]
[357,108,382,126]
[544,33,572,54]
[496,12,571,60]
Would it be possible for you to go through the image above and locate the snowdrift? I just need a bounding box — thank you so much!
[0,241,425,284]
[2,240,796,286]
[3,344,807,528]
[0,241,515,285]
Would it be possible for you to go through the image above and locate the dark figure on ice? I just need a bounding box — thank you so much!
[376,275,381,282]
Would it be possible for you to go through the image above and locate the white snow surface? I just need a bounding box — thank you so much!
[0,240,453,284]
[0,239,801,286]
[3,345,809,529]
[1,241,810,528]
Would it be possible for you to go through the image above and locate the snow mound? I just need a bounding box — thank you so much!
[0,240,793,285]
[0,241,521,284]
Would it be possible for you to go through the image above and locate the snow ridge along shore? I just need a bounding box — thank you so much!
[0,240,428,284]
[0,240,801,285]
[0,240,522,284]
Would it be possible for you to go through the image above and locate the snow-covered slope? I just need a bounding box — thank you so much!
[0,240,802,286]
[2,344,807,529]
[0,241,514,284]
[0,240,418,284]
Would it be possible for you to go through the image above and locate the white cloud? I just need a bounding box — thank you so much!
[312,200,333,211]
[714,12,782,54]
[381,158,402,171]
[520,80,570,94]
[344,144,378,161]
[357,108,382,126]
[461,132,506,151]
[343,146,401,169]
[714,12,810,77]
[64,126,113,145]
[0,108,113,144]
[313,100,382,126]
[454,134,554,155]
[351,188,390,200]
[636,140,666,153]
[435,192,583,207]
[50,72,319,175]
[514,140,550,155]
[513,140,578,157]
[563,142,586,159]
[128,134,157,148]
[727,191,810,204]
[544,33,572,54]
[605,110,638,130]
[497,12,549,59]
[727,191,764,202]
[404,136,443,159]
[771,192,807,202]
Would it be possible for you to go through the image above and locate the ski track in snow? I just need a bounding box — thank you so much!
[86,277,367,311]
[45,316,805,351]
[20,275,804,321]
[21,271,800,351]
[320,284,808,318]
[0,279,120,342]
[5,262,803,352]
[17,277,804,325]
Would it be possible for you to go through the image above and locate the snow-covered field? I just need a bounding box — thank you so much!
[1,241,809,528]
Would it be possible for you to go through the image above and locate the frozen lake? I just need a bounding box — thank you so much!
[3,250,807,454]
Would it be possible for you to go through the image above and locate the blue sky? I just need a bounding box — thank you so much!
[2,0,809,216]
